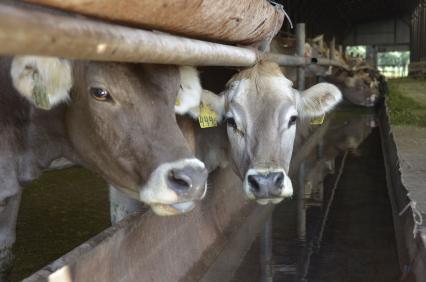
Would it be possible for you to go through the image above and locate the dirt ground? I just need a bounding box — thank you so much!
[11,167,110,281]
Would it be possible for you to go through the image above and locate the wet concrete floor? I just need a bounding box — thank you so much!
[231,111,400,282]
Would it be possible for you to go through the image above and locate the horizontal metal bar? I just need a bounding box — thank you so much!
[0,4,257,67]
[316,58,350,71]
[0,3,348,70]
[265,53,308,66]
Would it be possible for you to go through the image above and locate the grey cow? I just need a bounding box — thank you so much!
[0,56,208,279]
[182,61,342,204]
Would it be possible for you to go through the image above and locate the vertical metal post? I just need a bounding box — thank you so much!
[297,162,306,241]
[366,45,378,68]
[296,23,306,91]
[260,217,273,282]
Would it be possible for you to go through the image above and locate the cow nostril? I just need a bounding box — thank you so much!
[248,175,260,193]
[247,172,285,198]
[167,169,192,194]
[166,165,208,199]
[274,172,284,187]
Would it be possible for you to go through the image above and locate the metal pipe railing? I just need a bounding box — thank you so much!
[0,3,348,70]
[296,23,306,90]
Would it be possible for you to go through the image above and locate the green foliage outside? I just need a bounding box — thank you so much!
[378,51,410,66]
[378,51,410,78]
[388,78,426,127]
[346,46,366,58]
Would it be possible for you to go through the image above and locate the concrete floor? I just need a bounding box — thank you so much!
[389,77,426,236]
[307,130,400,282]
[393,126,426,218]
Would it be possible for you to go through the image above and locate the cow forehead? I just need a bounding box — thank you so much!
[227,61,295,103]
[228,76,296,114]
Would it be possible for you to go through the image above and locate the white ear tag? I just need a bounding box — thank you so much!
[32,71,51,110]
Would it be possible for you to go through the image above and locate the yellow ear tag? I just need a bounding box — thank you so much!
[32,71,51,110]
[198,103,218,128]
[175,98,181,106]
[310,114,325,125]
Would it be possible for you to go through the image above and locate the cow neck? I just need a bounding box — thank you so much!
[27,105,74,171]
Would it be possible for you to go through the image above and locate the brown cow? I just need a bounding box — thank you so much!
[0,56,208,278]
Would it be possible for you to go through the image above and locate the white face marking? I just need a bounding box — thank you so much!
[139,158,206,204]
[137,158,207,215]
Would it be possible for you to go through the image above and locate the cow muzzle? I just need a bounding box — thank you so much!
[244,168,293,205]
[139,158,208,216]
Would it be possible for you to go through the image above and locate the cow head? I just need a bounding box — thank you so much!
[11,56,208,216]
[180,62,341,205]
[222,62,341,204]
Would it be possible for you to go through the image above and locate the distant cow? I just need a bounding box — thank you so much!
[0,56,208,278]
[324,68,381,107]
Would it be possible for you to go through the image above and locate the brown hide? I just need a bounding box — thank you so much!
[176,116,196,153]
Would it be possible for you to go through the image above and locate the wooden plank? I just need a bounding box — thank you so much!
[0,4,347,68]
[24,168,260,282]
[0,4,257,66]
[25,0,284,45]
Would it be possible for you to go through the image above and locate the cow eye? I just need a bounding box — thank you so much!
[226,117,245,136]
[90,87,111,101]
[226,117,237,130]
[288,115,298,127]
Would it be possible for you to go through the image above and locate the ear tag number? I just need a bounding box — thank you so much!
[310,114,325,125]
[32,72,51,110]
[198,103,217,128]
[175,98,181,106]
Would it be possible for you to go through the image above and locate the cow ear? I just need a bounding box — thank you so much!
[11,56,72,110]
[297,82,342,118]
[182,89,224,121]
[175,66,202,115]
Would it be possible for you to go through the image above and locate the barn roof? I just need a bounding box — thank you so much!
[277,0,420,40]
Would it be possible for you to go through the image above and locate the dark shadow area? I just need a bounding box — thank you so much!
[11,167,109,281]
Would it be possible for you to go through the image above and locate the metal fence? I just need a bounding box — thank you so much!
[410,0,426,76]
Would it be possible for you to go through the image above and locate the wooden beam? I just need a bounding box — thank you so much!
[0,4,257,66]
[25,0,284,45]
[0,4,349,69]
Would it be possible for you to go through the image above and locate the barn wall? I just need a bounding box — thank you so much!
[343,18,410,51]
